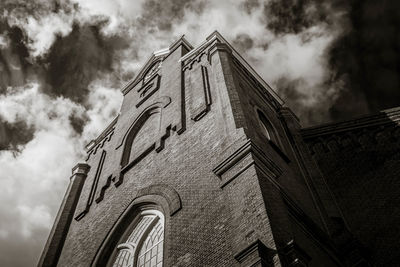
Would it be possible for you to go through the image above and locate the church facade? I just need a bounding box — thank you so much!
[38,31,399,267]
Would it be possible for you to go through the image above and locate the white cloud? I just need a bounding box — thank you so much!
[82,76,123,143]
[0,34,8,49]
[71,0,146,35]
[250,26,339,105]
[0,81,122,266]
[24,12,74,57]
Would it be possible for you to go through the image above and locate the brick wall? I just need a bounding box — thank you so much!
[302,108,400,266]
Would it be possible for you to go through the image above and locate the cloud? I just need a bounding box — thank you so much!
[327,0,400,120]
[41,21,127,104]
[0,81,122,266]
[0,83,84,266]
[261,0,400,123]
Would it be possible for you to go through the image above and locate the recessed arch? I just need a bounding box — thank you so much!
[120,106,161,168]
[116,97,171,151]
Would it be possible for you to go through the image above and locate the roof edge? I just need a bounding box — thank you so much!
[180,30,284,105]
[301,106,400,138]
[85,115,119,152]
[121,36,194,95]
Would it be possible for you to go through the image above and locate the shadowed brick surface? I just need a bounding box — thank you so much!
[302,108,400,266]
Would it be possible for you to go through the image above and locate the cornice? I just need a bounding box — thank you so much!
[213,139,282,188]
[301,107,400,139]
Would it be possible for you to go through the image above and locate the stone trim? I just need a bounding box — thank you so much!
[71,163,91,176]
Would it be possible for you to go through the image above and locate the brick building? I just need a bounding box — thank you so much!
[38,31,399,267]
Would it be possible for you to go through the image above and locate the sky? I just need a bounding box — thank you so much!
[0,0,399,266]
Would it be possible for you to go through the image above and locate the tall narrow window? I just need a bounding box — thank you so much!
[108,210,164,267]
[257,109,290,162]
[257,110,278,143]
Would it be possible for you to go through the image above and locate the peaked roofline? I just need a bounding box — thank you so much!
[121,36,193,95]
[180,30,284,105]
[121,31,283,105]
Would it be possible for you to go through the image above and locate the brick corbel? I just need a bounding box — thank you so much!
[235,239,275,267]
[213,140,282,188]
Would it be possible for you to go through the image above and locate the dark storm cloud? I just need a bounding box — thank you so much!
[263,0,400,124]
[0,21,33,92]
[69,108,89,134]
[275,77,328,124]
[138,0,205,31]
[263,0,328,35]
[0,1,129,150]
[233,33,254,53]
[0,120,34,151]
[241,0,260,15]
[327,0,400,120]
[41,21,127,103]
[0,0,64,92]
[0,21,37,150]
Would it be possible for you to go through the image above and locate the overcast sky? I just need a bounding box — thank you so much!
[0,0,399,266]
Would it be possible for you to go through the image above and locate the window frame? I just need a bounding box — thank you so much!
[256,108,279,144]
[107,208,165,267]
[255,108,290,163]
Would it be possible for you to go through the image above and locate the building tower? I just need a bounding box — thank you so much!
[38,31,368,267]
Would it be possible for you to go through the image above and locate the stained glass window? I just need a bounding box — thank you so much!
[110,210,164,267]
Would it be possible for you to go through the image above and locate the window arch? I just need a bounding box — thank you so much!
[120,107,161,168]
[108,209,164,267]
[257,109,278,143]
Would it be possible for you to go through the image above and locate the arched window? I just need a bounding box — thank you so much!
[256,109,290,162]
[257,109,278,143]
[108,210,164,267]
